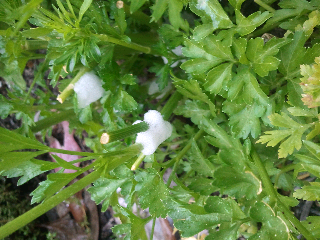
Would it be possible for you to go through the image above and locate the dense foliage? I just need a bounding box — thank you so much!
[1,0,320,239]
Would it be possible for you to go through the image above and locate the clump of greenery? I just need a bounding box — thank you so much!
[0,177,47,239]
[1,0,320,239]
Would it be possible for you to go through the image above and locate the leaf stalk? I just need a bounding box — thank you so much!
[250,146,316,240]
[57,67,90,103]
[100,121,149,144]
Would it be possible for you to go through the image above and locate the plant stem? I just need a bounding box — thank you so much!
[57,67,90,103]
[166,129,204,187]
[95,34,151,54]
[100,121,149,144]
[0,165,103,239]
[24,60,47,103]
[250,147,278,203]
[277,201,316,240]
[150,217,156,240]
[30,109,75,132]
[160,91,182,121]
[50,144,142,158]
[0,143,143,239]
[22,40,48,50]
[250,146,316,240]
[131,153,145,170]
[254,0,275,13]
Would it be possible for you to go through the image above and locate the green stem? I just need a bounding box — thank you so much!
[48,148,101,157]
[277,201,316,240]
[57,67,90,103]
[95,34,151,54]
[69,155,95,164]
[24,60,47,103]
[250,146,316,240]
[160,91,182,121]
[150,217,156,240]
[30,109,75,132]
[100,121,149,144]
[250,147,278,203]
[254,0,275,13]
[0,165,103,239]
[131,153,145,170]
[166,129,204,187]
[50,144,142,158]
[0,143,143,239]
[22,40,48,50]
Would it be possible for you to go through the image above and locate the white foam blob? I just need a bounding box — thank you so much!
[74,72,105,108]
[134,110,172,155]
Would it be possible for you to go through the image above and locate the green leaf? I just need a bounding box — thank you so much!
[278,31,307,77]
[78,0,92,22]
[166,199,231,237]
[303,141,320,160]
[257,113,312,158]
[180,58,223,74]
[31,172,80,203]
[51,154,80,171]
[223,101,265,139]
[228,68,270,106]
[205,196,247,219]
[302,216,320,239]
[116,208,149,240]
[114,4,127,35]
[187,141,215,177]
[193,23,216,41]
[168,0,188,31]
[189,0,233,29]
[0,60,26,90]
[173,78,210,104]
[200,117,234,150]
[246,37,289,77]
[0,97,13,119]
[134,168,169,217]
[203,35,234,61]
[204,62,233,94]
[287,107,318,117]
[0,151,47,174]
[152,63,170,90]
[206,223,241,240]
[88,177,127,211]
[293,182,320,201]
[150,0,168,22]
[213,166,262,199]
[232,37,249,64]
[0,159,59,185]
[249,202,290,240]
[228,0,246,10]
[235,10,272,36]
[187,176,218,195]
[113,89,138,112]
[200,117,248,170]
[174,100,211,125]
[112,223,131,240]
[77,105,92,124]
[120,74,137,85]
[21,27,52,38]
[182,38,216,60]
[130,0,148,13]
